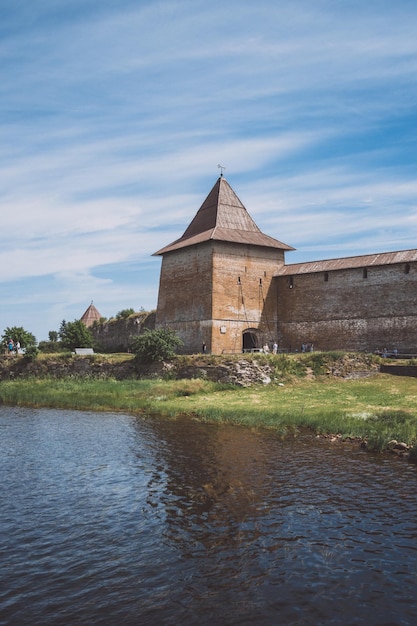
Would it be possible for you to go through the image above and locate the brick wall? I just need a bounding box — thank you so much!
[276,262,417,352]
[210,242,283,353]
[156,241,285,353]
[91,311,155,352]
[155,243,213,353]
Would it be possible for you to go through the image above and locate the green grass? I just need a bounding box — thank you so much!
[1,373,417,451]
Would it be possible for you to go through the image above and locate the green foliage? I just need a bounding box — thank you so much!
[116,308,135,320]
[91,317,107,330]
[38,340,62,353]
[366,410,415,452]
[59,320,94,351]
[300,351,343,376]
[272,354,307,379]
[23,344,39,361]
[1,326,37,349]
[366,431,388,453]
[132,328,183,363]
[48,331,58,342]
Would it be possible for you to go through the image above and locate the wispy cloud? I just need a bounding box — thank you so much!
[2,0,417,339]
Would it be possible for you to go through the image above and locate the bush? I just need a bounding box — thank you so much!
[38,340,62,353]
[116,308,135,320]
[23,344,39,361]
[132,328,183,364]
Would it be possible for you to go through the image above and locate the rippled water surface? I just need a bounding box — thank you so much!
[1,406,417,625]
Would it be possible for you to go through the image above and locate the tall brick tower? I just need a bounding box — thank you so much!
[153,176,293,354]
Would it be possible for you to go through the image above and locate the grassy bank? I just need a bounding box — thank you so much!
[1,370,417,454]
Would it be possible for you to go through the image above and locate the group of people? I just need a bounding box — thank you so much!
[301,342,314,353]
[375,347,398,357]
[4,339,20,356]
[262,341,278,354]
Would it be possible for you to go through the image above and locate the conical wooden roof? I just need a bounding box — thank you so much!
[153,176,294,255]
[80,302,102,327]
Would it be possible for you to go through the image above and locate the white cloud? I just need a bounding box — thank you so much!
[2,0,417,340]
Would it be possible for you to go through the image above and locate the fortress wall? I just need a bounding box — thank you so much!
[276,262,417,352]
[91,311,155,352]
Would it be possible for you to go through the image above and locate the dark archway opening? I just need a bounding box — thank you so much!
[242,329,258,352]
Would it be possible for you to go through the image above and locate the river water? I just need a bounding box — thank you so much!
[1,406,416,625]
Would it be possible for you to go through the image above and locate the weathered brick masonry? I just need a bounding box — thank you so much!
[154,177,417,354]
[276,261,417,352]
[155,243,214,353]
[154,176,291,353]
[156,241,283,353]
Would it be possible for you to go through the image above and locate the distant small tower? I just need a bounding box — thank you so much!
[80,301,102,327]
[153,176,293,354]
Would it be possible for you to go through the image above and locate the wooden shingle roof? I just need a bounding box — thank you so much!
[80,302,102,327]
[153,176,294,255]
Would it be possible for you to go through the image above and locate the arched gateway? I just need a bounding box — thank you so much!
[242,329,259,352]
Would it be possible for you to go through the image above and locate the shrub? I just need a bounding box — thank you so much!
[38,340,62,353]
[23,344,39,361]
[132,328,183,364]
[116,308,135,320]
[301,351,343,376]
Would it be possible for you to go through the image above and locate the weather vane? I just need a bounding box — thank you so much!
[218,164,226,177]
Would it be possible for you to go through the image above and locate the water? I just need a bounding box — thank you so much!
[1,406,417,625]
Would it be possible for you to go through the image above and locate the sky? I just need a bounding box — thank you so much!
[2,0,417,342]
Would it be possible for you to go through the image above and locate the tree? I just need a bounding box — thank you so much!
[131,328,183,363]
[38,329,60,353]
[59,320,94,351]
[38,340,61,353]
[116,308,135,320]
[1,326,37,349]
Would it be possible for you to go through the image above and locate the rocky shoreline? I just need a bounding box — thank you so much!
[0,351,381,385]
[316,432,412,460]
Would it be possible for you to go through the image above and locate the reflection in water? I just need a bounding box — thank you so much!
[0,407,417,625]
[136,416,417,625]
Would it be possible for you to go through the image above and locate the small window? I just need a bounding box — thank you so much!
[289,276,294,289]
[264,271,267,277]
[405,263,411,274]
[363,268,368,279]
[324,272,329,282]
[259,278,262,286]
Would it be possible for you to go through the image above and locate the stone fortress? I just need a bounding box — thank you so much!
[153,175,417,355]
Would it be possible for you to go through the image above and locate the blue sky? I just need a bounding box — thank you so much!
[2,0,417,342]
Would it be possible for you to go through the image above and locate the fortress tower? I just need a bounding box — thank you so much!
[80,301,102,327]
[153,176,293,353]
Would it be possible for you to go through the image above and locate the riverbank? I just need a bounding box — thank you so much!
[1,351,417,459]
